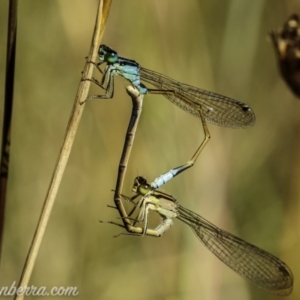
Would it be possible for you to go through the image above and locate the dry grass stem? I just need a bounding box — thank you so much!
[14,1,112,298]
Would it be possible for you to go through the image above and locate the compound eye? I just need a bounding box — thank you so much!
[137,185,150,196]
[105,51,118,63]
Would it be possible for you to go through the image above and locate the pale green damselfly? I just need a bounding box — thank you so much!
[103,176,293,296]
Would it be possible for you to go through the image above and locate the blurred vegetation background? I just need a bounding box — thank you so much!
[0,0,300,299]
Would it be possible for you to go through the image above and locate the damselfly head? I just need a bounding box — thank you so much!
[132,176,150,195]
[98,44,119,64]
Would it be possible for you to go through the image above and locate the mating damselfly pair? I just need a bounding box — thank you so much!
[87,45,293,296]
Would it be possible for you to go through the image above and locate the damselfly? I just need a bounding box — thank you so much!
[86,45,256,188]
[105,176,293,296]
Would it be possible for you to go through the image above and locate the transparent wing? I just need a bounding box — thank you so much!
[140,67,255,128]
[178,205,293,296]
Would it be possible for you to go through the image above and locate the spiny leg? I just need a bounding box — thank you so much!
[101,194,174,238]
[81,68,115,104]
[85,59,104,74]
[81,59,105,88]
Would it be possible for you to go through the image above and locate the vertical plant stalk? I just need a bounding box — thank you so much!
[0,0,18,265]
[14,0,112,299]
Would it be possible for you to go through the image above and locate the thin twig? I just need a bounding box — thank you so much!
[0,0,18,265]
[14,0,112,298]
